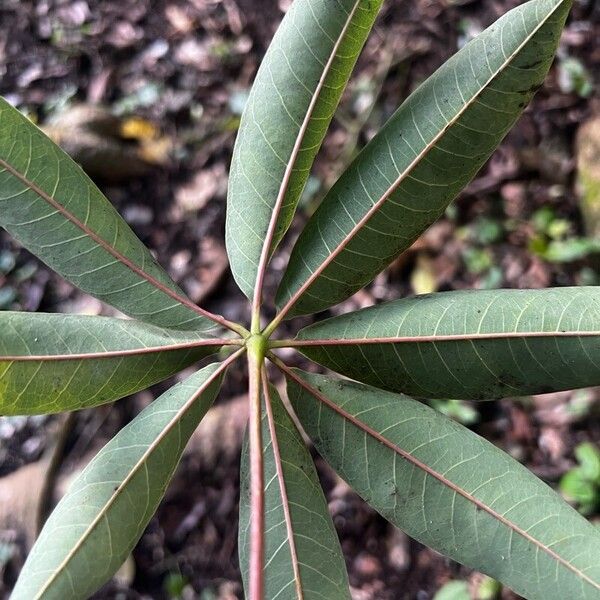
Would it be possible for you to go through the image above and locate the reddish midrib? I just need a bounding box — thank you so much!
[262,371,304,599]
[0,158,239,334]
[247,352,265,600]
[250,0,363,325]
[1,339,239,362]
[272,357,600,594]
[279,330,600,347]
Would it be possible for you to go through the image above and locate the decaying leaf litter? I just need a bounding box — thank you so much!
[0,0,599,598]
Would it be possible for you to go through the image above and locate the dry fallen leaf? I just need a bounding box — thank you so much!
[410,254,438,295]
[0,460,47,549]
[43,104,172,181]
[577,117,600,238]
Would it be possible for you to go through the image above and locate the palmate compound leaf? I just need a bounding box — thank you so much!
[274,0,572,321]
[293,287,600,400]
[0,97,223,333]
[239,376,350,600]
[284,368,600,600]
[10,358,237,600]
[0,312,233,415]
[226,0,383,299]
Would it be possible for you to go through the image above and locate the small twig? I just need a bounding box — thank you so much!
[36,412,77,534]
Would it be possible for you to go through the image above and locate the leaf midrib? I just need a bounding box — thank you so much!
[0,157,227,331]
[287,329,600,347]
[1,338,240,362]
[251,0,362,320]
[271,0,565,326]
[262,370,304,600]
[277,360,600,594]
[32,350,243,599]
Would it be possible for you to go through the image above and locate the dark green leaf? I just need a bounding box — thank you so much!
[0,312,230,415]
[239,380,350,599]
[11,360,232,600]
[295,288,600,400]
[0,97,218,332]
[286,369,600,599]
[276,0,571,318]
[226,0,383,298]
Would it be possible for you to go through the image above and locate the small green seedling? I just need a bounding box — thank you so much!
[434,580,471,600]
[560,442,600,515]
[434,577,502,600]
[1,1,599,599]
[530,205,600,263]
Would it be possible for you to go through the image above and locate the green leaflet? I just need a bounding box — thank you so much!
[294,287,600,400]
[0,312,226,415]
[286,370,600,600]
[11,361,229,600]
[239,381,350,600]
[226,0,383,299]
[276,0,572,318]
[0,97,216,332]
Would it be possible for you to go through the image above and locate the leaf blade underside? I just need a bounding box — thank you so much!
[285,369,600,600]
[239,378,350,600]
[295,287,600,400]
[226,0,383,299]
[0,312,229,415]
[275,0,572,319]
[0,97,220,332]
[11,359,233,600]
